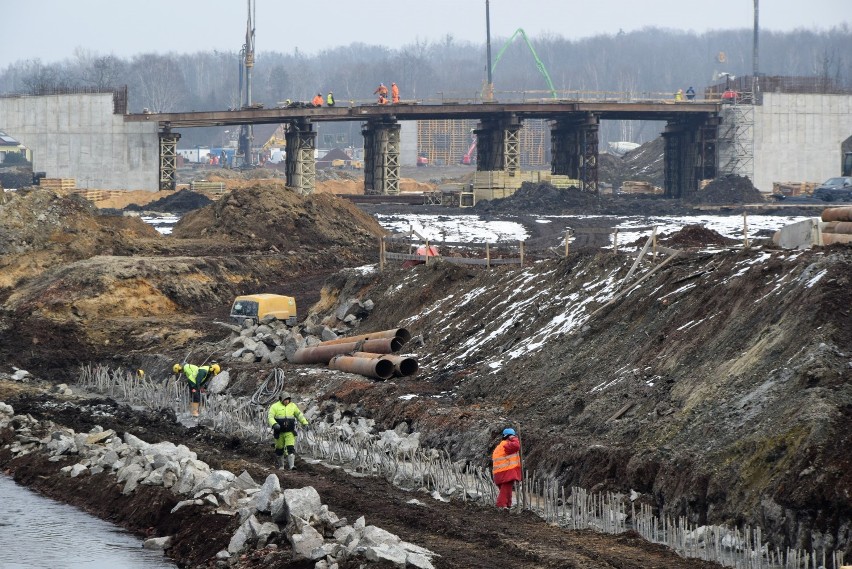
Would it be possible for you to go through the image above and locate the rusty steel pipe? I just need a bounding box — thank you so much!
[351,352,419,377]
[318,328,411,347]
[291,337,404,365]
[328,355,395,380]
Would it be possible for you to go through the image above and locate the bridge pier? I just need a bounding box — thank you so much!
[285,120,317,194]
[550,114,600,193]
[362,119,401,195]
[158,128,181,191]
[662,118,718,198]
[475,115,522,173]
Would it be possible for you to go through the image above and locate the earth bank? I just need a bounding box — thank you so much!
[0,175,849,566]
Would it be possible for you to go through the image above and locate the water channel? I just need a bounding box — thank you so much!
[0,475,176,568]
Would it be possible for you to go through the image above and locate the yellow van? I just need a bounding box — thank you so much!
[230,294,297,325]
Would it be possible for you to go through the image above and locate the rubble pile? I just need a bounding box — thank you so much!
[0,403,437,569]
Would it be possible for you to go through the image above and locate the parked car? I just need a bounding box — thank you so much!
[813,177,852,202]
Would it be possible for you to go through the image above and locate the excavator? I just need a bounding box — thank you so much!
[461,139,477,165]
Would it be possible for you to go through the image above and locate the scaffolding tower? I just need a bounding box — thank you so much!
[717,92,755,181]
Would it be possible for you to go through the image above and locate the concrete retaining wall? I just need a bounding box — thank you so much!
[0,93,159,190]
[754,93,852,193]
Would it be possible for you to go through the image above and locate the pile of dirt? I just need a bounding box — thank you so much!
[688,174,765,204]
[660,224,739,247]
[473,181,602,215]
[599,137,666,190]
[172,183,386,253]
[125,189,212,214]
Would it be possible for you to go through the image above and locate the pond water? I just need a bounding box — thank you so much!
[0,475,176,568]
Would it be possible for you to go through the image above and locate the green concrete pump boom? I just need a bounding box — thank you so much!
[492,28,558,99]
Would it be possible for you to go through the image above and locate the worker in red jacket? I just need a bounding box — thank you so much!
[312,93,323,107]
[492,427,522,509]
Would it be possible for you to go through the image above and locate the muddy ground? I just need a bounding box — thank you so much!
[0,163,850,567]
[0,385,725,569]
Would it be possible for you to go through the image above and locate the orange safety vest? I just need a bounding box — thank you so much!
[492,438,522,483]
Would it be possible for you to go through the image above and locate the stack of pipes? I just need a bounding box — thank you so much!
[821,207,852,245]
[291,328,418,380]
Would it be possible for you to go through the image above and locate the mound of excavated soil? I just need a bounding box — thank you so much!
[688,174,765,204]
[171,183,386,252]
[474,181,601,215]
[125,189,212,214]
[0,189,163,313]
[661,224,739,247]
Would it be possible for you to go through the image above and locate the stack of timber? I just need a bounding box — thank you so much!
[71,189,126,204]
[190,180,227,200]
[473,170,555,202]
[773,181,817,197]
[620,180,664,195]
[38,178,76,192]
[550,175,581,189]
[290,328,418,380]
[821,207,852,245]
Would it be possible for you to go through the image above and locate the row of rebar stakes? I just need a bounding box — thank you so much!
[75,364,844,569]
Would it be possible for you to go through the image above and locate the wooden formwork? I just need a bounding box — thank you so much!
[473,170,553,203]
[417,119,548,167]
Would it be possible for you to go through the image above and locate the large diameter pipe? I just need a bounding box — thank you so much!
[291,337,403,365]
[319,328,411,347]
[329,355,395,380]
[821,207,852,222]
[352,352,418,377]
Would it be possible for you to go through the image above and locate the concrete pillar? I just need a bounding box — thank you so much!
[285,120,316,194]
[663,119,718,199]
[550,114,599,193]
[158,128,181,191]
[362,120,401,195]
[475,115,522,173]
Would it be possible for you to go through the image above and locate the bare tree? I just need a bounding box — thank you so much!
[130,54,186,112]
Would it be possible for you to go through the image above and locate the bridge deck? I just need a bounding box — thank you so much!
[124,101,721,128]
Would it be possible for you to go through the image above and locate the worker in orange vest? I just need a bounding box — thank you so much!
[492,427,522,509]
[312,93,323,107]
[391,82,400,104]
[374,83,388,103]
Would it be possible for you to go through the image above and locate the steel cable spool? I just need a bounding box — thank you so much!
[251,368,286,407]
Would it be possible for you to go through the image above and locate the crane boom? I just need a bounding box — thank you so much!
[492,28,558,99]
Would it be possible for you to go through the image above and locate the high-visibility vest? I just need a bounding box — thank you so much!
[492,440,521,475]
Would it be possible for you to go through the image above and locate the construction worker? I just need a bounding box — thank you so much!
[674,88,683,102]
[492,427,522,509]
[312,93,323,107]
[374,83,388,103]
[391,82,400,104]
[327,91,335,107]
[268,392,309,470]
[173,362,220,417]
[685,86,695,101]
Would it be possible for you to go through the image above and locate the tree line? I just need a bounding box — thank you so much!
[1,25,849,148]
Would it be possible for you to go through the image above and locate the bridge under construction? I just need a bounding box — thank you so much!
[125,100,723,200]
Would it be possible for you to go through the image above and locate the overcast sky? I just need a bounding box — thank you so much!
[1,0,847,68]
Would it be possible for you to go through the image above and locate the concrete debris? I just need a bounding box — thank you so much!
[0,403,438,569]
